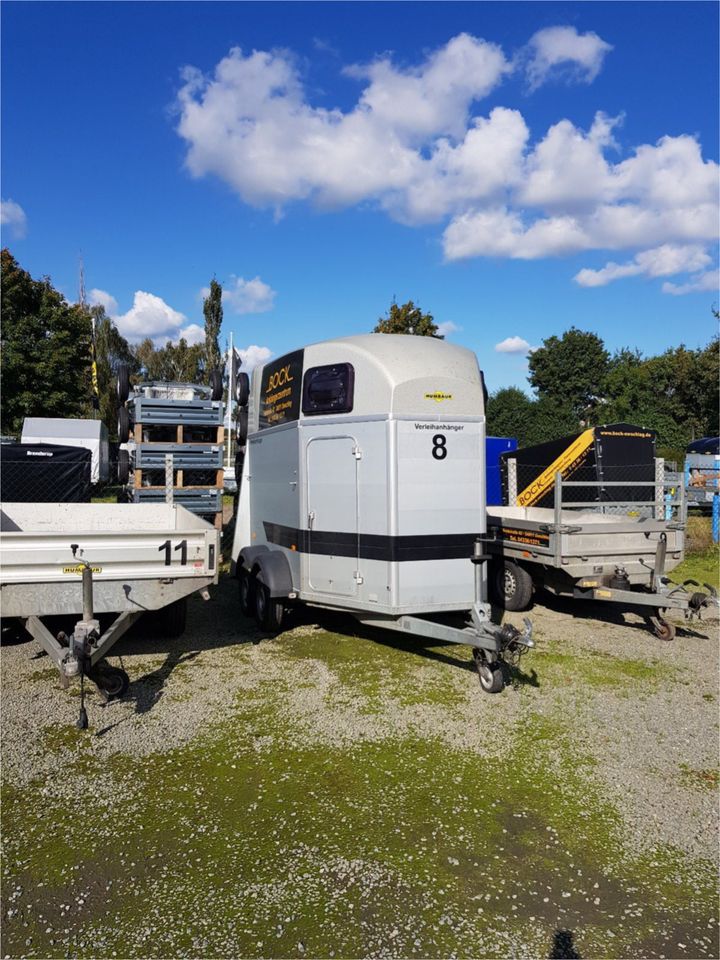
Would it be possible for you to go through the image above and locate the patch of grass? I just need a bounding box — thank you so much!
[671,546,719,590]
[686,515,713,554]
[679,764,720,790]
[3,683,717,960]
[274,627,468,708]
[534,642,665,690]
[91,485,123,504]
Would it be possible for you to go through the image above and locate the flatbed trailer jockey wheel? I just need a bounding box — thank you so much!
[649,610,676,642]
[87,663,130,701]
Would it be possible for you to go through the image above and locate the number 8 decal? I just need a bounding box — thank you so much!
[432,434,447,460]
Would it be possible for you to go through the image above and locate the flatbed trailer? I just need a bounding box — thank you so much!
[0,502,219,718]
[486,466,716,639]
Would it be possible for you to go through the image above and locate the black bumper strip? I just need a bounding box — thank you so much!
[263,522,483,563]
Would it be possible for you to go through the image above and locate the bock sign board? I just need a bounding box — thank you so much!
[258,349,304,430]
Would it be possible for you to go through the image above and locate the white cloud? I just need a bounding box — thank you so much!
[574,244,712,287]
[495,336,532,354]
[236,344,272,370]
[88,288,119,315]
[176,36,510,213]
[89,287,207,344]
[176,36,718,293]
[177,323,205,345]
[436,321,461,337]
[662,269,720,296]
[202,275,276,314]
[1,199,27,239]
[525,26,613,90]
[111,291,190,344]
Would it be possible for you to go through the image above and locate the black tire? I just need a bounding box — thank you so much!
[118,406,130,444]
[237,407,249,444]
[491,559,533,611]
[235,372,250,406]
[238,568,254,617]
[210,369,223,401]
[117,448,130,484]
[116,364,130,403]
[254,580,284,633]
[89,665,130,701]
[473,652,505,694]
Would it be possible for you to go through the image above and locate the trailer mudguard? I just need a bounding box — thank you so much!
[239,546,294,598]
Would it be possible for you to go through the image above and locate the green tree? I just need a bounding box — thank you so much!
[373,299,442,337]
[132,337,203,383]
[202,278,223,375]
[486,387,534,444]
[1,248,92,435]
[91,306,138,440]
[603,339,719,454]
[486,386,578,447]
[528,327,609,420]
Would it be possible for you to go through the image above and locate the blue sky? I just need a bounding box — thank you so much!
[2,1,718,393]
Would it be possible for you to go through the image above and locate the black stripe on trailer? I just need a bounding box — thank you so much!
[263,521,484,563]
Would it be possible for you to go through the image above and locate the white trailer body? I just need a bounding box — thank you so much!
[232,334,532,692]
[21,417,109,484]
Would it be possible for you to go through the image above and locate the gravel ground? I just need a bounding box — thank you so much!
[1,576,718,959]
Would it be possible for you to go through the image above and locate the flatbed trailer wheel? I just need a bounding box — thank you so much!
[473,649,505,694]
[650,612,676,641]
[238,569,254,617]
[491,559,533,612]
[254,580,285,634]
[88,664,130,701]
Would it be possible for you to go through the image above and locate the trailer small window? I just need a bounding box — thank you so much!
[302,363,355,416]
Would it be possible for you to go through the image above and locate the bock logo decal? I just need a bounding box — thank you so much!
[516,429,595,507]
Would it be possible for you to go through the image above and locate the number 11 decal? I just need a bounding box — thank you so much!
[158,539,188,565]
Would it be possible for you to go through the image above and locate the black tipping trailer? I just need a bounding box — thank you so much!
[500,423,656,510]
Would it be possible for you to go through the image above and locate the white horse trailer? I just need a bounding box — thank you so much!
[232,334,533,693]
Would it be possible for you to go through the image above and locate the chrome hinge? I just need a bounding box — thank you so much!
[354,571,364,584]
[352,445,362,460]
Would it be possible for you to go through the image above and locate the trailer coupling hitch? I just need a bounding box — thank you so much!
[682,580,718,620]
[498,618,534,666]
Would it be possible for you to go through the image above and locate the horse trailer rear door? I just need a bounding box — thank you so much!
[306,436,359,597]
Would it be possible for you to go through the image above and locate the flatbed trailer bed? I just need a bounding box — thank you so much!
[1,503,220,711]
[485,471,716,639]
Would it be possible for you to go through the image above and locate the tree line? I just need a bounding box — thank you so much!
[0,249,223,439]
[374,300,719,461]
[2,249,717,460]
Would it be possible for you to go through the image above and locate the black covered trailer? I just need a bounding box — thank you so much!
[0,443,91,504]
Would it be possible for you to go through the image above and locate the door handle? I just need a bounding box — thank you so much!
[308,511,315,530]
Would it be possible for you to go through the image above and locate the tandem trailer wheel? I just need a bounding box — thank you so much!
[254,580,285,634]
[238,569,254,617]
